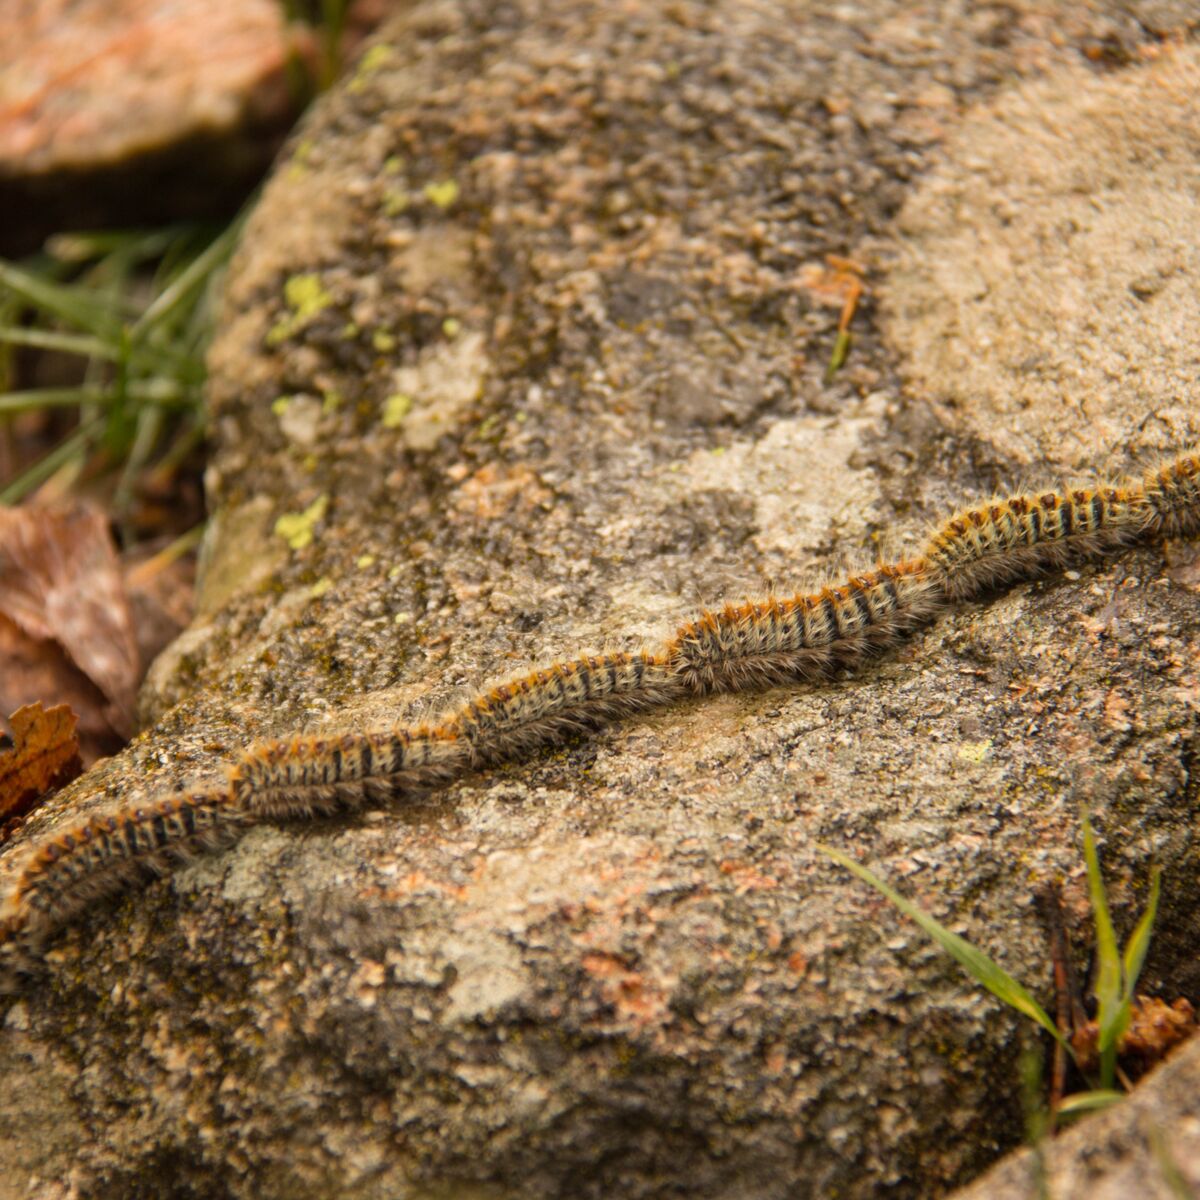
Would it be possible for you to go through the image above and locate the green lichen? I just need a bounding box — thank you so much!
[348,43,394,94]
[274,494,329,551]
[382,188,410,217]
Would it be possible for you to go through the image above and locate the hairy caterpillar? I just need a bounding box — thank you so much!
[0,788,237,964]
[231,727,469,819]
[1,444,1197,988]
[666,562,945,693]
[1143,450,1200,540]
[232,652,684,821]
[452,652,684,755]
[922,485,1152,602]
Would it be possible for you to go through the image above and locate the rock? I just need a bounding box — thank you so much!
[880,44,1200,471]
[1,4,1198,1199]
[0,0,309,254]
[947,1035,1200,1200]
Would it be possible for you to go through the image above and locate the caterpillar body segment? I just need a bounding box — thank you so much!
[3,788,238,944]
[667,563,947,694]
[1143,449,1200,539]
[923,485,1152,602]
[230,728,470,820]
[232,653,686,819]
[453,652,687,760]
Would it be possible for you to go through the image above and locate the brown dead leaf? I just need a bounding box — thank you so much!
[0,503,139,736]
[0,702,82,845]
[1072,995,1197,1079]
[123,529,198,673]
[0,612,124,765]
[1118,996,1197,1071]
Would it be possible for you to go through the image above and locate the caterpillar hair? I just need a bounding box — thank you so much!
[1,788,239,946]
[1142,449,1200,540]
[230,726,470,820]
[231,652,685,821]
[451,652,686,758]
[922,484,1152,602]
[667,562,946,694]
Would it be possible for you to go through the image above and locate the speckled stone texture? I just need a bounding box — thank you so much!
[947,1034,1200,1199]
[880,43,1200,470]
[2,3,1199,1198]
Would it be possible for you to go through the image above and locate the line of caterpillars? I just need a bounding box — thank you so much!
[1,447,1197,987]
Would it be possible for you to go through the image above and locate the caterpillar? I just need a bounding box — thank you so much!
[231,727,470,819]
[0,444,1197,989]
[451,652,685,756]
[1142,450,1200,540]
[0,788,239,982]
[922,484,1152,603]
[231,652,685,820]
[666,561,945,693]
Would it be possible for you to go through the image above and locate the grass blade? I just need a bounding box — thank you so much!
[0,325,114,358]
[1054,1089,1124,1116]
[0,416,105,504]
[132,220,240,335]
[817,843,1068,1047]
[1081,813,1124,1084]
[0,259,130,335]
[0,381,189,414]
[1122,866,1161,1002]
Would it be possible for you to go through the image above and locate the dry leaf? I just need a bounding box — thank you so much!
[0,702,82,845]
[1072,995,1197,1078]
[0,503,139,736]
[123,533,197,673]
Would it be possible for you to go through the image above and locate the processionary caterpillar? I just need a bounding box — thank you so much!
[3,789,239,946]
[1,446,1197,987]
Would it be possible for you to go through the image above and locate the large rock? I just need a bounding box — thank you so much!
[0,0,308,254]
[880,43,1200,470]
[947,1035,1200,1199]
[2,3,1198,1198]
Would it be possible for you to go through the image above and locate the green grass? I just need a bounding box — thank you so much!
[818,810,1162,1101]
[0,0,355,520]
[0,221,242,513]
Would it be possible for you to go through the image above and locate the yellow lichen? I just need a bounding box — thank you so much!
[274,494,329,551]
[382,393,413,428]
[423,179,460,209]
[266,274,334,346]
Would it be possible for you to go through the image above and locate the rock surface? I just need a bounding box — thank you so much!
[0,0,307,253]
[947,1035,1200,1200]
[2,3,1199,1199]
[880,43,1200,470]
